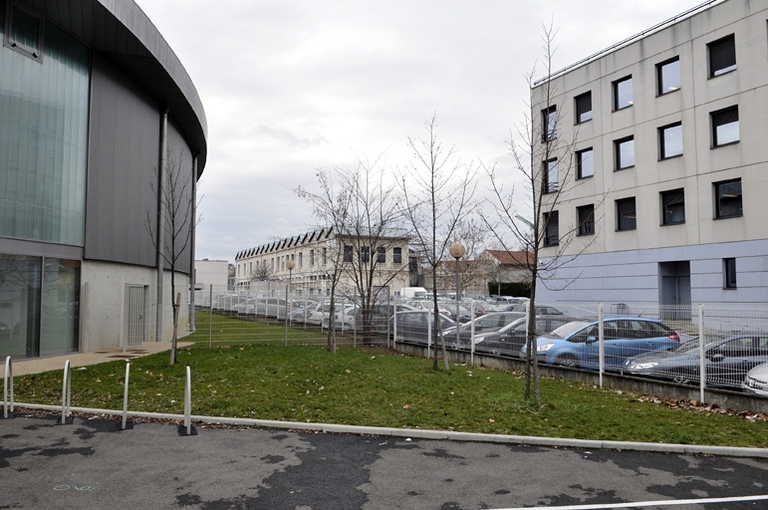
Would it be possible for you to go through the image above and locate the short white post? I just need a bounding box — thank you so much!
[61,360,72,424]
[184,366,192,435]
[122,362,131,430]
[3,356,13,418]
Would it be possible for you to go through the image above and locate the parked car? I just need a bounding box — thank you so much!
[474,315,576,356]
[522,317,681,370]
[625,333,768,389]
[442,312,528,349]
[743,361,768,397]
[392,310,456,344]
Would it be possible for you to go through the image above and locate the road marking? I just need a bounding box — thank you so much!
[494,494,768,509]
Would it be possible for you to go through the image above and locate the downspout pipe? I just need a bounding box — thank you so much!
[156,107,169,343]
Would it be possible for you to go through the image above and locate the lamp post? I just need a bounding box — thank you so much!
[449,242,465,348]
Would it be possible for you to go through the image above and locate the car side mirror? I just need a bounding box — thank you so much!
[710,353,725,363]
[586,336,597,344]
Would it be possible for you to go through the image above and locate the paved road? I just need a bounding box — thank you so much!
[2,412,768,510]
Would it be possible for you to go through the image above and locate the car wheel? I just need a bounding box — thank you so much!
[672,374,691,385]
[556,355,579,369]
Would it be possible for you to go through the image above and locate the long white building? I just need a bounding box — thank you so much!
[533,0,767,309]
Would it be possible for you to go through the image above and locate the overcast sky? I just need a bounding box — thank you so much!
[134,0,705,263]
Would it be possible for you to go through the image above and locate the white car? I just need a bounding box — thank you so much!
[742,362,768,397]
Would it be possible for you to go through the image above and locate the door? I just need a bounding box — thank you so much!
[127,285,146,347]
[659,261,691,320]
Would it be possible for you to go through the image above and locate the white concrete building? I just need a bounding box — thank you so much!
[533,0,768,309]
[235,228,415,298]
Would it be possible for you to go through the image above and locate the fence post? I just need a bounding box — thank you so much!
[427,311,432,360]
[208,285,213,350]
[470,300,476,365]
[699,304,706,403]
[285,285,289,346]
[598,303,604,387]
[3,356,13,418]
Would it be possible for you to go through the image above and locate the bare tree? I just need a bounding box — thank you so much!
[296,157,408,345]
[249,262,273,282]
[400,114,478,370]
[145,149,199,365]
[480,23,603,403]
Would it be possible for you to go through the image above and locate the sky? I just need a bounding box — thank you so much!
[134,0,707,263]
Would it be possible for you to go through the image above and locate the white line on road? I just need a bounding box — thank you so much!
[494,494,768,509]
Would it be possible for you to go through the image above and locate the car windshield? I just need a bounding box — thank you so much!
[547,321,589,339]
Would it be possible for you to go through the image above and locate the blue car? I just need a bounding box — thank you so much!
[520,317,680,370]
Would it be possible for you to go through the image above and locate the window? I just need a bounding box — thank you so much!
[360,246,370,263]
[377,246,386,263]
[613,76,633,110]
[576,148,594,179]
[343,245,353,262]
[714,179,742,219]
[393,247,402,264]
[661,189,685,225]
[723,258,737,289]
[4,3,43,61]
[708,34,736,77]
[575,92,592,124]
[616,197,636,231]
[657,58,680,95]
[298,252,303,268]
[659,123,683,159]
[615,137,635,170]
[711,106,739,147]
[322,247,327,265]
[543,158,558,193]
[577,204,595,236]
[310,250,315,266]
[542,105,557,141]
[544,211,559,246]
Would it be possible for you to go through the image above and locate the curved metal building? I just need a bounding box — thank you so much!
[0,0,207,358]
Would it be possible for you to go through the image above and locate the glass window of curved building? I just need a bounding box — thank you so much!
[0,1,87,358]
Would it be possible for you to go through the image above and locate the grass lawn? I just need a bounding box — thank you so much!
[10,316,768,448]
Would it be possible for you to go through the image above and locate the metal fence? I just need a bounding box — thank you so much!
[190,287,768,397]
[191,285,395,348]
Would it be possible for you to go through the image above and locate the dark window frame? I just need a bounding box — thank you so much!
[659,122,683,160]
[656,57,681,96]
[616,197,637,231]
[723,258,737,289]
[576,147,594,179]
[393,247,402,264]
[343,245,353,263]
[543,210,559,247]
[661,188,685,225]
[543,158,558,194]
[711,106,739,148]
[714,179,743,219]
[708,34,736,78]
[376,246,386,263]
[542,105,557,141]
[574,92,592,124]
[614,136,635,171]
[613,76,633,111]
[577,204,595,236]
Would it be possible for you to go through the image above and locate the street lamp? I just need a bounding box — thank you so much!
[449,242,465,348]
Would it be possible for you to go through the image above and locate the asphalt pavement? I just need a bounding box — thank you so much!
[2,412,768,510]
[3,343,768,509]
